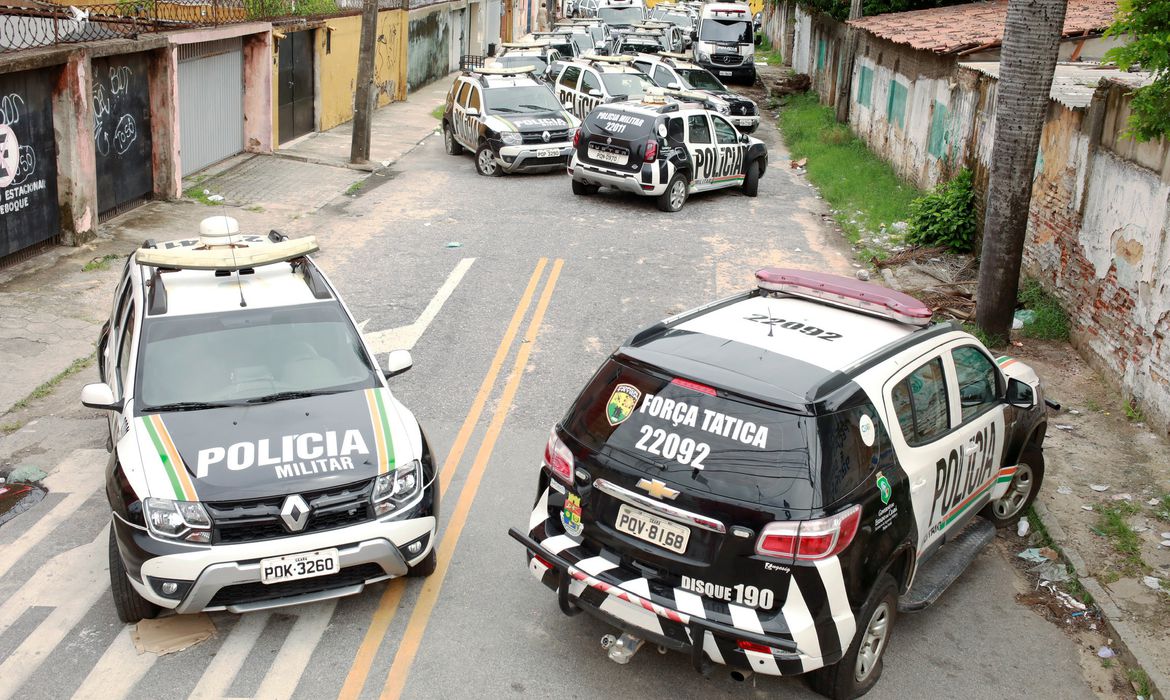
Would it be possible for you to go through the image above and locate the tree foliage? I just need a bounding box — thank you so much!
[1105,0,1170,142]
[906,169,976,252]
[794,0,968,22]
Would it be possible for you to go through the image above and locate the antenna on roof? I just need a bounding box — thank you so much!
[201,216,248,308]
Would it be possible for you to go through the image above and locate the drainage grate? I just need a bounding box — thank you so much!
[98,195,151,224]
[0,236,60,270]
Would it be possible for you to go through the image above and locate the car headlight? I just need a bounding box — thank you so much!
[500,131,523,146]
[716,102,730,115]
[696,49,709,62]
[372,459,424,517]
[143,498,212,543]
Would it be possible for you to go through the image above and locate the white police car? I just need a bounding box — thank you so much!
[633,52,759,133]
[510,269,1050,698]
[443,61,580,176]
[552,55,656,121]
[568,91,768,211]
[85,218,438,623]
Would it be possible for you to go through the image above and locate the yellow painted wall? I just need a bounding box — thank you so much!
[271,9,407,138]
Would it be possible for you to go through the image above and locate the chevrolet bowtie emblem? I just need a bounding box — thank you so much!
[636,478,679,500]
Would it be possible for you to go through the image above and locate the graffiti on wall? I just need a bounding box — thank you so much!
[0,68,60,258]
[92,54,153,216]
[407,9,449,91]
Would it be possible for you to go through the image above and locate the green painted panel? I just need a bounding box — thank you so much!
[887,79,907,129]
[857,66,873,107]
[928,101,949,158]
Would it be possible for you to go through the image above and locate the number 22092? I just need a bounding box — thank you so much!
[744,314,843,341]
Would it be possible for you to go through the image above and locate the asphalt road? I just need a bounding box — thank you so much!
[0,109,1099,700]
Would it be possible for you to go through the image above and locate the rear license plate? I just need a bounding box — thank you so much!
[719,70,733,76]
[589,144,628,165]
[615,504,690,554]
[260,548,340,584]
[536,148,559,158]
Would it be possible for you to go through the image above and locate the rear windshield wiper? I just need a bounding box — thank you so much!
[246,389,345,405]
[145,400,240,413]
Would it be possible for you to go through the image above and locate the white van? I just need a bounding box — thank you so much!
[694,2,755,84]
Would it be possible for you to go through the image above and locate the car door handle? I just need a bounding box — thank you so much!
[911,478,927,491]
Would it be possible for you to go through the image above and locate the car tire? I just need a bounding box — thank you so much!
[109,526,160,624]
[443,123,463,156]
[407,548,437,577]
[980,443,1045,527]
[742,159,760,197]
[475,144,502,177]
[656,173,688,212]
[807,574,898,700]
[572,179,599,195]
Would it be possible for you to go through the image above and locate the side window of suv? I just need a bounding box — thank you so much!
[952,346,1000,422]
[467,86,482,111]
[687,114,712,144]
[653,65,675,87]
[712,115,739,144]
[456,81,471,107]
[559,65,582,90]
[581,69,601,95]
[115,303,136,396]
[891,358,950,445]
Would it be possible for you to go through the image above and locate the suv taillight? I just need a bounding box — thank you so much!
[544,429,574,484]
[644,140,658,162]
[755,505,861,561]
[573,128,581,147]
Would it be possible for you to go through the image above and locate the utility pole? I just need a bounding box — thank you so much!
[350,0,379,164]
[975,0,1067,342]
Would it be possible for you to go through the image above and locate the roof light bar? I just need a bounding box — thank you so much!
[755,267,933,327]
[582,53,636,64]
[137,236,319,271]
[475,64,538,76]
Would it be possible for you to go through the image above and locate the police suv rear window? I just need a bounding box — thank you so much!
[563,360,822,508]
[585,108,653,138]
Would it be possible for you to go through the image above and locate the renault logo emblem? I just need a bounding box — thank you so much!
[636,478,679,500]
[541,130,551,143]
[280,494,311,531]
[607,136,613,145]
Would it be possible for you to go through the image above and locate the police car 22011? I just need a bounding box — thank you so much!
[633,52,760,133]
[568,91,767,212]
[443,60,580,177]
[509,269,1050,699]
[85,217,439,623]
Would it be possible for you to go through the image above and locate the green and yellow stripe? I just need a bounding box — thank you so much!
[365,388,396,475]
[995,355,1018,369]
[712,174,744,184]
[938,476,995,531]
[141,415,198,501]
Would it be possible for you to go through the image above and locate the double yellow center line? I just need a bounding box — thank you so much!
[339,257,564,700]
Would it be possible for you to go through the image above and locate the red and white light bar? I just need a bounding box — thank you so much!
[755,267,933,327]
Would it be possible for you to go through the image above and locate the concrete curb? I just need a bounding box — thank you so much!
[1033,501,1168,700]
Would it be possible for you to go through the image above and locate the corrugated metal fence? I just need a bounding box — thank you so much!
[178,38,244,176]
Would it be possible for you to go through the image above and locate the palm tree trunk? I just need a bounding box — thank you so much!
[975,0,1068,343]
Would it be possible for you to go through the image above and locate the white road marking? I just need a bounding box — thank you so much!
[189,613,270,700]
[0,449,106,581]
[0,526,109,700]
[252,601,337,698]
[364,258,476,353]
[71,626,156,700]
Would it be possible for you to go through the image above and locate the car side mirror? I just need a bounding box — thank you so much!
[740,133,749,143]
[81,382,122,411]
[382,349,413,378]
[465,107,480,117]
[588,89,603,97]
[667,81,680,89]
[1006,378,1036,408]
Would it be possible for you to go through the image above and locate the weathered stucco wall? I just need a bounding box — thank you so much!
[312,10,408,133]
[407,5,450,91]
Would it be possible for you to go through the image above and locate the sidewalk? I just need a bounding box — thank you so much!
[0,77,452,420]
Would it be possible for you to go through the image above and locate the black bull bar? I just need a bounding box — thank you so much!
[507,527,801,672]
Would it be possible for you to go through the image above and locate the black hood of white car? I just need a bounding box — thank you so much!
[133,389,406,503]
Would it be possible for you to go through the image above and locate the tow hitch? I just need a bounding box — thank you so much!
[601,632,645,664]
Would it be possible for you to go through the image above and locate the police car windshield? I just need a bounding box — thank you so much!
[485,85,563,113]
[676,67,725,91]
[660,12,692,26]
[600,72,653,98]
[598,6,643,24]
[136,302,379,411]
[563,361,823,509]
[700,18,752,43]
[494,55,549,73]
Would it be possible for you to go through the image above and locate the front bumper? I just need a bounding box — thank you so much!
[113,512,435,614]
[701,61,756,83]
[509,483,849,677]
[569,159,667,197]
[497,142,574,173]
[729,114,760,133]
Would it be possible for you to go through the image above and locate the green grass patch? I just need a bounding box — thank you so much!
[431,104,445,120]
[1126,667,1152,698]
[755,35,783,65]
[183,184,222,206]
[1123,398,1145,423]
[0,421,23,434]
[961,322,1005,351]
[82,253,121,272]
[345,179,366,196]
[1152,493,1170,522]
[244,205,265,213]
[10,354,95,412]
[1017,279,1070,341]
[777,93,919,253]
[1095,502,1147,575]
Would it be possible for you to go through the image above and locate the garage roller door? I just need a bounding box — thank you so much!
[178,38,244,176]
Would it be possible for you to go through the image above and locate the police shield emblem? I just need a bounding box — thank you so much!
[606,384,641,426]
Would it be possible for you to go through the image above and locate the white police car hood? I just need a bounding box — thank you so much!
[484,110,577,138]
[125,388,419,502]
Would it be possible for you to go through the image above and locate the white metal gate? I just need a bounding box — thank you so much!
[486,0,500,53]
[449,9,465,72]
[178,38,244,176]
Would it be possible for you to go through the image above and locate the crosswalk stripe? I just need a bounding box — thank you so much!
[189,613,270,700]
[71,626,156,700]
[0,449,106,581]
[0,526,108,700]
[253,601,337,699]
